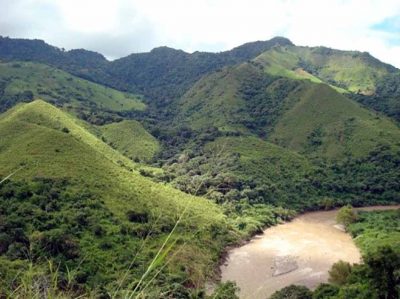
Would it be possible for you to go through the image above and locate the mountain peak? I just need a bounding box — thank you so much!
[150,46,187,54]
[269,36,294,46]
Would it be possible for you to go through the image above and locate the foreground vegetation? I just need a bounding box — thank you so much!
[0,100,294,298]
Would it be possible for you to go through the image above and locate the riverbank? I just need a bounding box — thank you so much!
[220,205,400,299]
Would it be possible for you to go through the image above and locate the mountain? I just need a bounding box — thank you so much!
[107,37,293,100]
[0,60,144,124]
[97,120,160,162]
[177,60,399,159]
[254,45,400,121]
[165,43,400,210]
[255,45,397,93]
[0,100,234,297]
[0,36,293,101]
[0,36,400,297]
[0,36,110,83]
[2,36,398,121]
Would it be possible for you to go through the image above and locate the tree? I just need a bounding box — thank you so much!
[270,285,312,299]
[312,283,339,299]
[364,246,400,299]
[336,205,358,226]
[328,260,352,285]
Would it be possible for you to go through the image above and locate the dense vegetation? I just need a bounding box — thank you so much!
[0,178,136,297]
[0,35,399,298]
[348,209,400,255]
[0,100,296,297]
[0,36,293,102]
[152,134,399,211]
[350,72,400,122]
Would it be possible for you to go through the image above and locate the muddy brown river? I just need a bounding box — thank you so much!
[220,205,400,299]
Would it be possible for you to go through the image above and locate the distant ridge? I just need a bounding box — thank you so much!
[0,35,294,99]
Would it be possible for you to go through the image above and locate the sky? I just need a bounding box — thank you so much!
[0,0,399,67]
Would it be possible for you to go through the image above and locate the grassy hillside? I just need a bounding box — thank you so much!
[169,60,400,212]
[269,82,400,159]
[177,64,251,132]
[0,100,233,297]
[178,60,399,160]
[0,61,145,121]
[0,36,399,297]
[177,62,300,134]
[254,45,396,94]
[253,45,400,122]
[98,120,160,162]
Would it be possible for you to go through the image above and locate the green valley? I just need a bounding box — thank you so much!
[0,35,399,298]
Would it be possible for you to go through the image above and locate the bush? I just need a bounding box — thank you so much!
[312,283,339,299]
[61,127,70,133]
[270,285,312,299]
[33,229,80,259]
[336,205,358,226]
[364,246,400,299]
[126,210,149,223]
[328,260,352,285]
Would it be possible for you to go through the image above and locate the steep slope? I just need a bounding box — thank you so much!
[0,36,110,84]
[254,45,400,121]
[255,45,396,94]
[98,120,160,162]
[0,61,144,122]
[108,37,293,100]
[0,36,293,101]
[169,55,400,209]
[176,62,297,134]
[1,36,399,123]
[268,82,400,159]
[0,100,231,296]
[178,59,400,160]
[177,64,252,132]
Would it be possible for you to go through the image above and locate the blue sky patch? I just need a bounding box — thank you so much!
[371,15,400,45]
[372,15,400,33]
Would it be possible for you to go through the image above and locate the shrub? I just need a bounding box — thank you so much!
[61,127,70,133]
[336,205,358,226]
[270,285,312,299]
[312,283,339,299]
[328,260,352,285]
[126,210,149,223]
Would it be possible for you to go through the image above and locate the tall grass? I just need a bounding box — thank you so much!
[0,166,24,185]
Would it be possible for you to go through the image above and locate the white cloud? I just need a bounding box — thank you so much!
[0,0,399,67]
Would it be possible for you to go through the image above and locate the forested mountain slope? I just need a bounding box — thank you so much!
[0,100,234,297]
[0,36,399,297]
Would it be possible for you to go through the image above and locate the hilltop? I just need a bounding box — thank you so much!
[0,100,234,297]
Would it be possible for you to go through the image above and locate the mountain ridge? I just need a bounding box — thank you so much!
[1,34,400,297]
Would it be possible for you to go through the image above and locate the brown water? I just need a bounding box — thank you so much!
[220,205,400,299]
